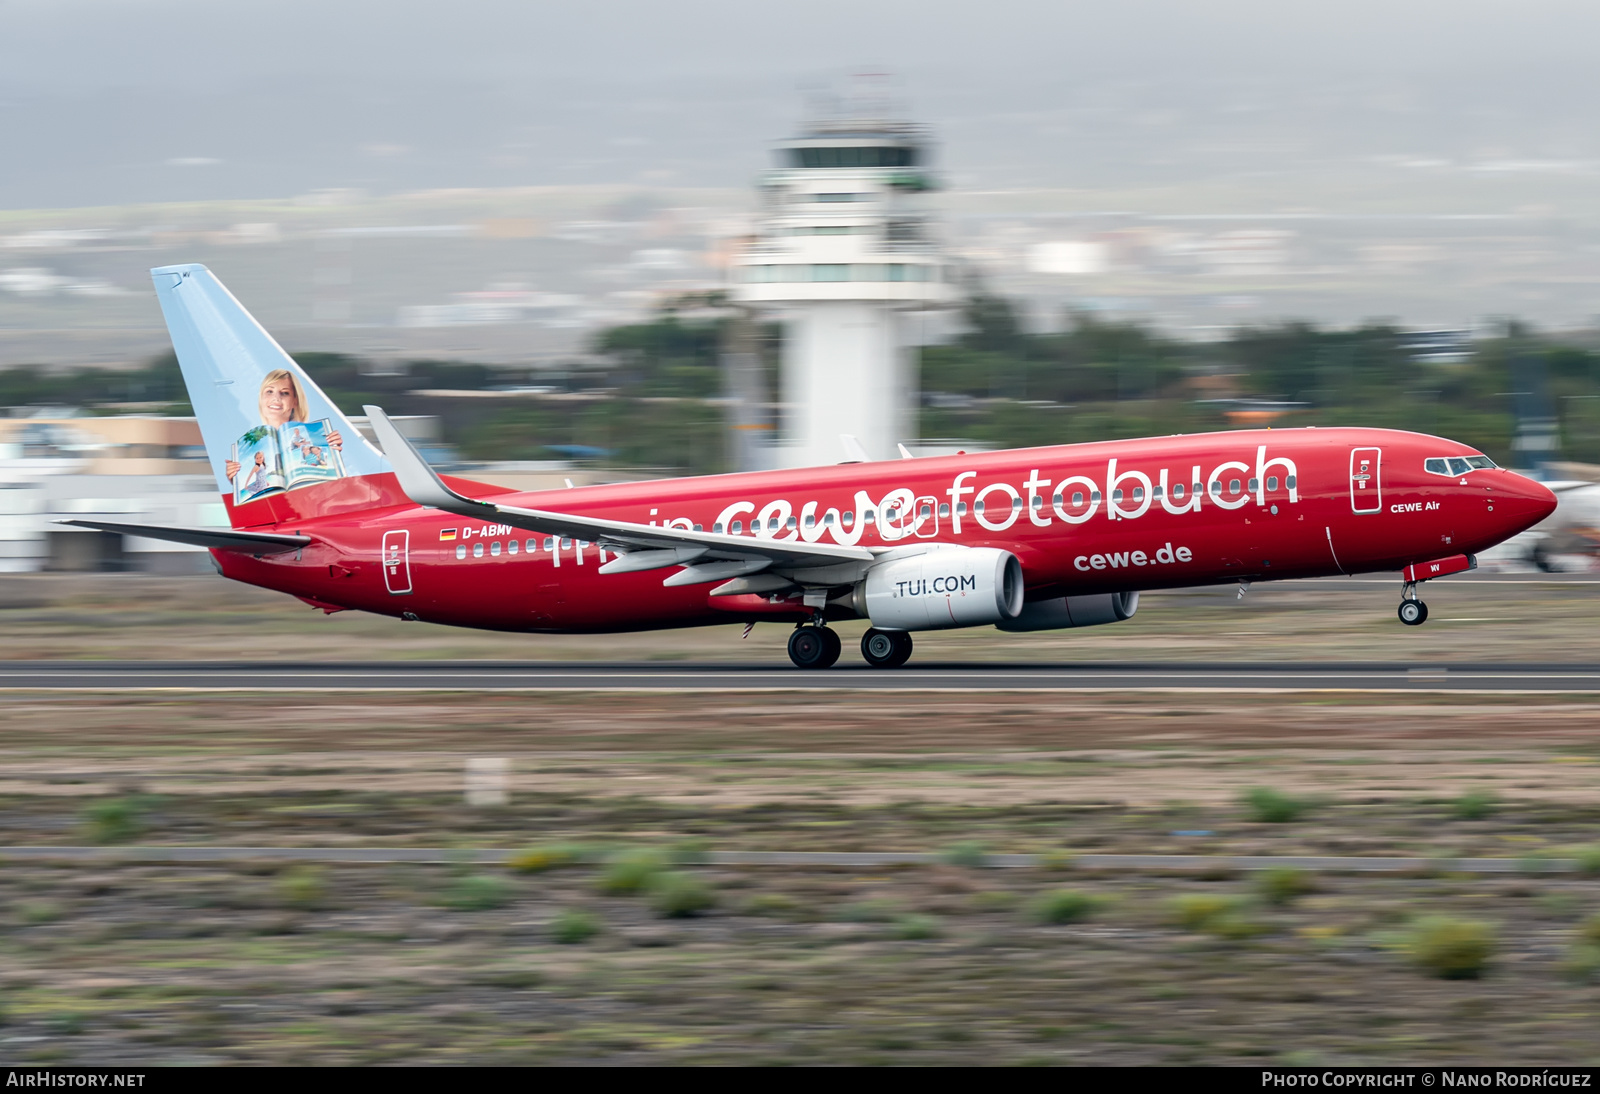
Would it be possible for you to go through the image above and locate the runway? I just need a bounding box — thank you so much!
[4,660,1600,692]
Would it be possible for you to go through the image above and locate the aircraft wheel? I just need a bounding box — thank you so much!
[1398,599,1428,626]
[788,625,840,669]
[818,626,842,667]
[860,627,913,669]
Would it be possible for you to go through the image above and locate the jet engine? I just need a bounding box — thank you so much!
[995,590,1140,632]
[852,547,1024,631]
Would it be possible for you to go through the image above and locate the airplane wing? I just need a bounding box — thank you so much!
[364,406,875,588]
[53,519,310,554]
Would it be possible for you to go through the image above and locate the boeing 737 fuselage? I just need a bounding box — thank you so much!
[62,266,1558,669]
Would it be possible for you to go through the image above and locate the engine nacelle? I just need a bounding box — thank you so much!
[853,547,1024,631]
[995,590,1140,632]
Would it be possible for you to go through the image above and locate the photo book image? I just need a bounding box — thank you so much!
[232,418,346,504]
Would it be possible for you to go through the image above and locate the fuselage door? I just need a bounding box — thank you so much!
[912,495,940,538]
[1350,447,1382,514]
[382,530,412,594]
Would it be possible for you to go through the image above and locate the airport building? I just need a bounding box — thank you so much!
[730,112,960,468]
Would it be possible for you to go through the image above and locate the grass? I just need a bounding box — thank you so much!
[1169,894,1266,939]
[1453,791,1498,820]
[599,850,667,896]
[81,796,151,844]
[940,842,989,868]
[1029,890,1097,925]
[1406,917,1495,979]
[891,914,941,940]
[647,872,715,918]
[744,893,802,918]
[552,909,599,944]
[1576,847,1600,877]
[1242,787,1310,824]
[1256,867,1315,906]
[277,866,326,910]
[507,845,576,874]
[15,900,63,926]
[443,874,511,912]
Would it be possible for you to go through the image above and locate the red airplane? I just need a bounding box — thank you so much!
[60,265,1557,669]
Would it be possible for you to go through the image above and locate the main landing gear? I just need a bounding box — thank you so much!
[860,627,914,669]
[1398,583,1429,626]
[786,624,915,669]
[787,623,841,669]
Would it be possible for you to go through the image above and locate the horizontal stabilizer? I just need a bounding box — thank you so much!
[52,519,310,555]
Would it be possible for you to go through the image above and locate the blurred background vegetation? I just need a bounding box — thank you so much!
[7,294,1600,473]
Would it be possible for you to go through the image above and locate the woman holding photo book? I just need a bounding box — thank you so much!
[225,368,346,503]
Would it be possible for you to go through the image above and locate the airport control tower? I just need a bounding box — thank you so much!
[730,102,959,468]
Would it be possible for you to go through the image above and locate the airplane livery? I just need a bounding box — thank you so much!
[60,265,1559,668]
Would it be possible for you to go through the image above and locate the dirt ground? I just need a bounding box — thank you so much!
[2,569,1600,664]
[3,575,1600,1064]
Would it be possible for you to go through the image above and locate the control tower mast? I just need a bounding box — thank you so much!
[730,96,959,468]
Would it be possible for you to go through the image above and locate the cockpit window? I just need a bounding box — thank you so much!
[1428,454,1497,476]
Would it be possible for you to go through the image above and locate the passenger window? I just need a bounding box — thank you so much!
[1266,476,1278,491]
[1170,483,1184,500]
[865,511,877,524]
[804,514,815,527]
[509,540,519,555]
[1248,478,1259,491]
[1112,489,1123,502]
[974,500,985,513]
[769,518,780,530]
[490,541,501,556]
[1030,496,1043,510]
[1072,491,1084,507]
[938,503,949,517]
[455,544,466,560]
[1153,485,1164,498]
[1091,491,1102,503]
[1286,475,1296,490]
[956,503,967,515]
[473,543,484,558]
[1011,496,1022,511]
[544,537,555,551]
[731,520,743,534]
[786,516,796,529]
[1424,458,1449,475]
[920,504,932,518]
[693,524,703,532]
[1229,478,1241,494]
[825,512,836,525]
[1210,481,1222,496]
[561,537,572,549]
[525,538,537,552]
[713,522,723,533]
[1132,486,1144,501]
[1448,457,1470,475]
[842,513,854,528]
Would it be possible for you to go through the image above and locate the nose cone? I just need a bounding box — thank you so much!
[1495,471,1558,533]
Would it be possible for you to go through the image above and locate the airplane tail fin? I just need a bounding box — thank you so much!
[150,264,387,508]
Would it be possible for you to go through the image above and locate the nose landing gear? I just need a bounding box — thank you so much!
[1398,583,1429,626]
[787,623,841,669]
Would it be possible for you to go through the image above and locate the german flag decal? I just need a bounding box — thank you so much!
[438,528,458,542]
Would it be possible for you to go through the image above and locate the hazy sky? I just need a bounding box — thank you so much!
[3,0,1600,206]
